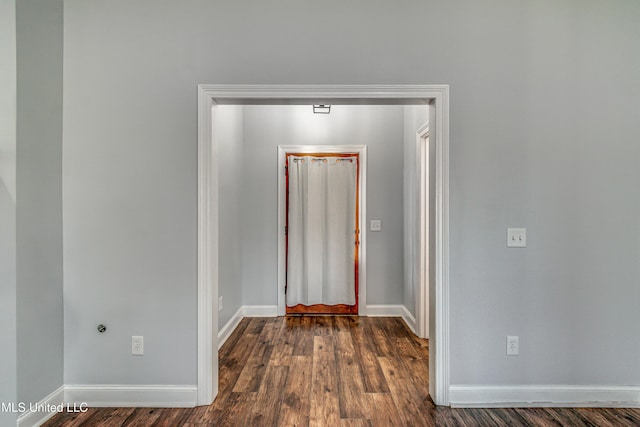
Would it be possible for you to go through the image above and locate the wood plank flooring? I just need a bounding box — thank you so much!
[44,316,640,426]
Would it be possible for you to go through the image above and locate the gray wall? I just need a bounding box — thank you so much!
[63,0,640,388]
[241,105,405,307]
[0,0,17,423]
[63,1,197,384]
[403,105,429,318]
[446,3,639,385]
[16,0,64,404]
[216,106,244,329]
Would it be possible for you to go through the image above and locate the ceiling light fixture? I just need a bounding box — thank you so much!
[313,104,331,114]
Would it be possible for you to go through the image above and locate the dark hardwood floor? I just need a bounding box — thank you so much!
[45,316,640,426]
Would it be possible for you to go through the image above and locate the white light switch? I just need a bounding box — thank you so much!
[370,220,382,232]
[507,228,526,247]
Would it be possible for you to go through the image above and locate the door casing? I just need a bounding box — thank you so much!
[417,124,430,339]
[197,85,450,406]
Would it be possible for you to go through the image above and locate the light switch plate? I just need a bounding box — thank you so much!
[370,220,382,232]
[507,228,526,247]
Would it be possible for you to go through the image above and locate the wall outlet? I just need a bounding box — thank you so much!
[132,336,144,356]
[506,336,519,356]
[370,220,382,231]
[219,296,223,312]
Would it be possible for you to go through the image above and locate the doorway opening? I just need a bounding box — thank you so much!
[279,147,366,315]
[197,85,450,406]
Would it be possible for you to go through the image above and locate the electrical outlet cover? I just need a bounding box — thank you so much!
[506,336,519,356]
[132,336,144,356]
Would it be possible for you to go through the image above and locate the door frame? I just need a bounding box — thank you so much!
[197,85,450,406]
[277,145,367,316]
[417,123,430,339]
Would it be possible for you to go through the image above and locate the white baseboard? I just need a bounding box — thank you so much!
[400,305,417,334]
[218,305,277,350]
[366,304,416,335]
[366,304,406,317]
[242,305,278,317]
[449,385,640,408]
[64,385,197,408]
[218,306,244,350]
[16,386,65,427]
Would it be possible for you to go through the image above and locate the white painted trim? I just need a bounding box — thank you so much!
[449,385,640,408]
[218,306,244,350]
[219,305,278,350]
[277,145,367,316]
[416,124,429,340]
[64,385,197,408]
[197,86,218,405]
[242,305,278,317]
[366,304,406,317]
[366,305,416,335]
[197,85,450,406]
[197,84,445,104]
[401,305,417,335]
[430,88,450,406]
[16,386,64,427]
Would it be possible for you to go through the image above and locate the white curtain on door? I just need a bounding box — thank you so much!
[286,155,357,306]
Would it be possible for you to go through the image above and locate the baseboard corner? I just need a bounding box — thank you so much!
[400,305,417,334]
[365,304,416,334]
[218,306,244,350]
[16,385,65,427]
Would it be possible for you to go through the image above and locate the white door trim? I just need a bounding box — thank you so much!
[197,85,450,406]
[277,145,367,316]
[196,88,217,406]
[416,123,429,339]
